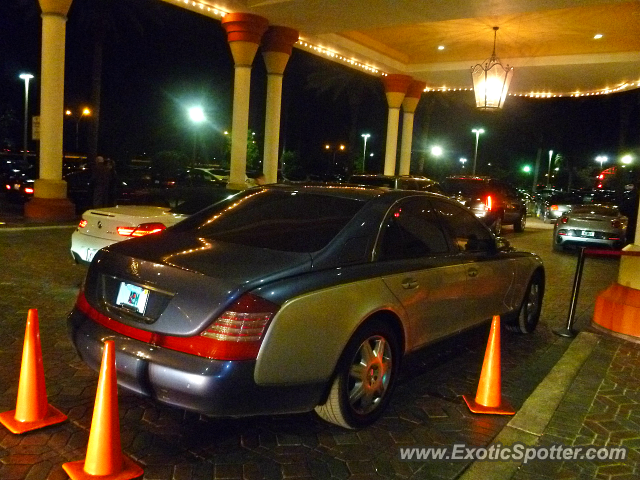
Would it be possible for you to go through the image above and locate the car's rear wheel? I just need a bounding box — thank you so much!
[491,215,503,236]
[506,271,544,334]
[514,212,526,232]
[315,320,400,429]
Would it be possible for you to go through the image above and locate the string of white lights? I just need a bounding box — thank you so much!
[167,0,639,99]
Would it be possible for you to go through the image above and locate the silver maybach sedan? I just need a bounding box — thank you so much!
[67,185,544,429]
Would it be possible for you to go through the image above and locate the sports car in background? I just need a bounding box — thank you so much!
[71,188,239,264]
[68,185,545,429]
[553,204,628,251]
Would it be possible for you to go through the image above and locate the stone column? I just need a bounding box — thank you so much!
[398,81,426,176]
[25,0,75,221]
[261,27,298,184]
[382,74,412,176]
[221,13,268,189]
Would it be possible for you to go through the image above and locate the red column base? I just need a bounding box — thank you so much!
[24,197,76,221]
[593,283,640,338]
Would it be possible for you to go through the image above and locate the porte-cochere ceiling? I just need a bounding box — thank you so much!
[161,0,640,98]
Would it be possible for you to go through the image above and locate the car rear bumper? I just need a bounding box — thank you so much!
[67,309,325,417]
[554,233,624,249]
[70,231,118,264]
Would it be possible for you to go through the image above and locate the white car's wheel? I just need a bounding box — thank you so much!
[315,320,400,429]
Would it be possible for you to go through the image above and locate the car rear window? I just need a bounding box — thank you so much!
[173,189,366,252]
[441,179,489,197]
[571,205,619,216]
[169,189,241,215]
[350,176,395,188]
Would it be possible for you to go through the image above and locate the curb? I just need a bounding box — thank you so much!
[0,224,77,232]
[458,331,601,480]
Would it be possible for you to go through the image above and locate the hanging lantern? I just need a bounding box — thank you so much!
[471,27,513,110]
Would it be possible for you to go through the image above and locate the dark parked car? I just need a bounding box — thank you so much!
[68,185,544,429]
[441,176,528,235]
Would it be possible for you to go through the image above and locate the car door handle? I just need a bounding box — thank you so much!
[467,267,479,278]
[401,278,418,289]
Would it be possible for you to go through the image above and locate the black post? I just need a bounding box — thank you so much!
[554,246,586,338]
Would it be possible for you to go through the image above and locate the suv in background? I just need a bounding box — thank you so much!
[440,176,527,235]
[348,174,444,194]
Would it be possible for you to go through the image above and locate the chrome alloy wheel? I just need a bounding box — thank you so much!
[347,335,392,415]
[522,281,541,331]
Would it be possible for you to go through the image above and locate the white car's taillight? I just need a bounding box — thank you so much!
[117,223,166,237]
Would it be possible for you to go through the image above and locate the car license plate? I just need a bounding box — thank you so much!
[581,231,595,237]
[86,248,97,262]
[115,282,150,315]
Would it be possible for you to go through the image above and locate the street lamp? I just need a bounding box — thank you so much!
[325,144,345,172]
[471,128,484,175]
[188,106,206,164]
[546,150,554,187]
[431,145,443,157]
[361,133,370,161]
[19,73,34,167]
[66,108,91,151]
[595,155,608,171]
[460,158,467,169]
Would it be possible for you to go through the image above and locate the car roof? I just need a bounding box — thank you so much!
[261,184,451,206]
[264,183,386,200]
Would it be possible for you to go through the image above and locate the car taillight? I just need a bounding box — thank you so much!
[75,291,279,361]
[611,219,621,228]
[5,184,11,190]
[117,223,166,237]
[550,205,558,211]
[202,293,278,342]
[78,219,88,228]
[485,195,492,211]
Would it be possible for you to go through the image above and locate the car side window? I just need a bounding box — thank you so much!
[378,197,450,260]
[432,199,494,253]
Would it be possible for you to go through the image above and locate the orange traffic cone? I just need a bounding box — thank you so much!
[463,315,515,415]
[0,309,67,434]
[63,340,143,480]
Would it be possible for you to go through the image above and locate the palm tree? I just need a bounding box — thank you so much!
[305,60,383,173]
[67,0,164,167]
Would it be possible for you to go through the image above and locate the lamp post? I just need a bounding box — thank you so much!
[66,108,91,151]
[546,150,554,187]
[596,155,608,171]
[361,133,370,163]
[472,128,484,175]
[188,106,206,165]
[460,158,467,169]
[19,73,34,167]
[326,144,345,174]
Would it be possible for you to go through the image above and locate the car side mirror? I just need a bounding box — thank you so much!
[495,236,511,252]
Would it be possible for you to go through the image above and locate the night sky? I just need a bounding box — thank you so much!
[1,0,639,189]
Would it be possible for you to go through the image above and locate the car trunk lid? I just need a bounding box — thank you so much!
[83,232,312,337]
[78,206,183,242]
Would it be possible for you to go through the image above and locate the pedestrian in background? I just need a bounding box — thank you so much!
[91,156,110,208]
[106,158,118,206]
